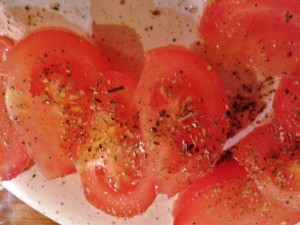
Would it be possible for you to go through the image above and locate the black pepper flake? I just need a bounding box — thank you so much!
[286,51,293,57]
[271,152,279,159]
[264,56,270,62]
[145,25,154,31]
[50,3,60,11]
[158,110,167,117]
[176,70,183,76]
[188,143,194,151]
[224,110,231,119]
[99,144,104,151]
[241,101,256,112]
[151,127,158,132]
[216,150,233,165]
[153,141,160,145]
[107,86,124,93]
[150,9,161,16]
[284,11,293,23]
[93,97,102,103]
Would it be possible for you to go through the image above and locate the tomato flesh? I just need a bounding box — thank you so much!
[0,36,31,181]
[76,71,157,217]
[135,46,229,197]
[173,160,300,225]
[234,123,300,209]
[5,29,110,179]
[273,68,300,133]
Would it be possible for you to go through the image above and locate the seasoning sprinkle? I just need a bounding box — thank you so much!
[284,11,293,23]
[178,111,198,122]
[108,86,125,93]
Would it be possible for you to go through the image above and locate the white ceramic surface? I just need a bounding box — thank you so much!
[0,1,299,225]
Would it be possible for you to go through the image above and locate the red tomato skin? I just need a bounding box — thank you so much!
[234,123,300,210]
[0,36,31,181]
[80,167,157,218]
[173,160,300,225]
[200,0,300,78]
[273,68,300,133]
[5,28,110,179]
[76,71,157,218]
[135,46,229,197]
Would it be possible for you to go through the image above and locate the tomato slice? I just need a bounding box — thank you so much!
[5,29,111,179]
[273,68,300,133]
[135,46,229,197]
[76,71,157,218]
[233,123,300,210]
[200,0,300,78]
[0,37,31,181]
[173,159,300,225]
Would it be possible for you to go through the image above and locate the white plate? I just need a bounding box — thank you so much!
[0,1,299,225]
[0,1,203,224]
